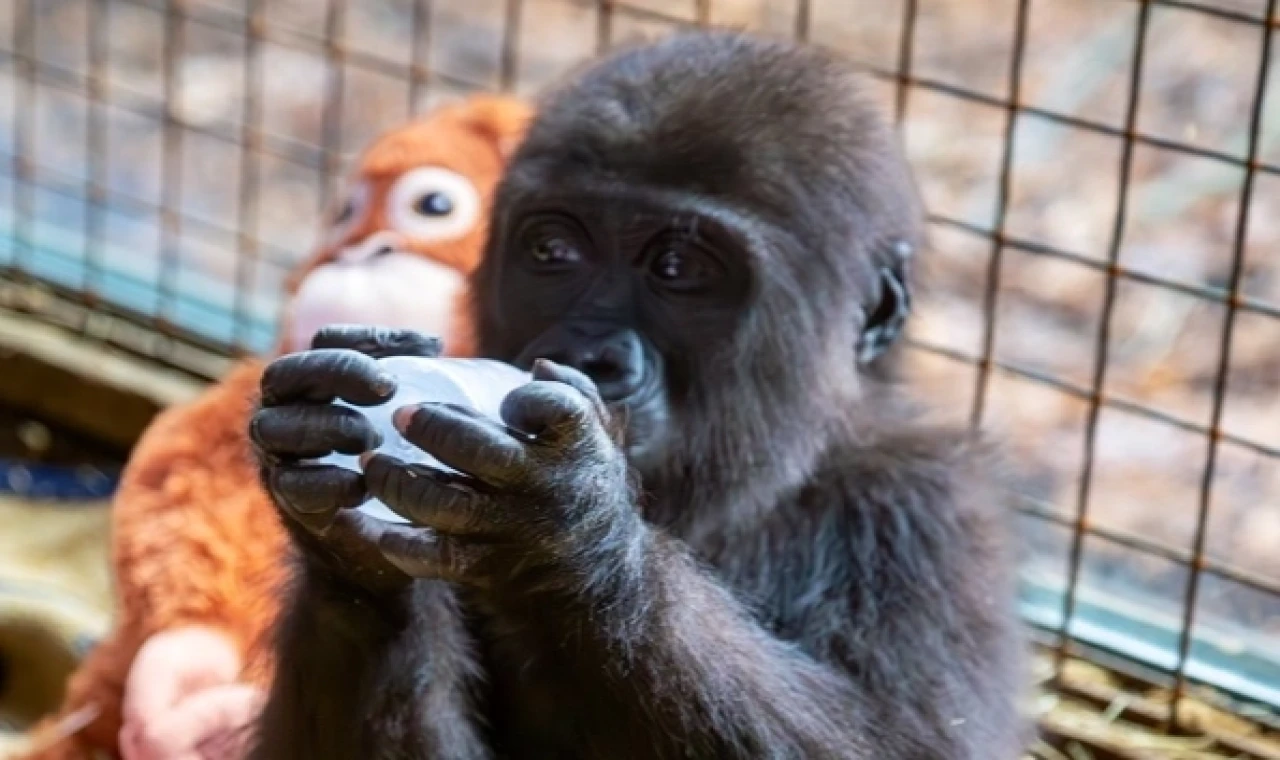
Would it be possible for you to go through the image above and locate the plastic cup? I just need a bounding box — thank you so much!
[317,356,530,523]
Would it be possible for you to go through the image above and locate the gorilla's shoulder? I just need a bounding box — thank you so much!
[803,414,1010,518]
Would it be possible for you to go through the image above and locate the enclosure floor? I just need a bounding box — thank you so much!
[0,494,112,754]
[1029,651,1280,760]
[1,495,1276,759]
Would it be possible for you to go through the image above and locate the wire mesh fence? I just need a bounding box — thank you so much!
[1,0,1278,741]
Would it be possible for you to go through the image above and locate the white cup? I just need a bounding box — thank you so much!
[317,356,531,523]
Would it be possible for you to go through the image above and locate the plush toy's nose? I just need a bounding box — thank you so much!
[336,231,406,265]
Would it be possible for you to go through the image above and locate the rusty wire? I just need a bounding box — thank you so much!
[1,0,1277,734]
[1055,0,1155,685]
[1169,0,1279,729]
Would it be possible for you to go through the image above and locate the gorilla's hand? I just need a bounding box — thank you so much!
[362,358,645,589]
[249,326,444,595]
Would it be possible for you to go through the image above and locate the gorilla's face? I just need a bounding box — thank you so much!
[483,190,753,468]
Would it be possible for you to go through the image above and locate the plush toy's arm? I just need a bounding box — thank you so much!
[22,361,288,760]
[110,361,287,649]
[24,93,533,760]
[118,627,266,760]
[21,628,137,760]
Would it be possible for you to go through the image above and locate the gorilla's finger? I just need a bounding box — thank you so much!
[321,509,400,558]
[392,403,528,485]
[361,452,500,533]
[500,380,599,446]
[310,325,444,359]
[260,349,395,407]
[250,405,381,458]
[289,507,339,535]
[268,464,367,518]
[530,358,604,408]
[327,508,390,544]
[308,510,414,593]
[378,525,493,583]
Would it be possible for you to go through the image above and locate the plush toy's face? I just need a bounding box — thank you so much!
[279,96,532,356]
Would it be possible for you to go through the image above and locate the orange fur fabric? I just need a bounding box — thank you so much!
[22,361,274,760]
[21,93,532,760]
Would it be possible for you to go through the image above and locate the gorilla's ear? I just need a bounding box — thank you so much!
[856,240,914,365]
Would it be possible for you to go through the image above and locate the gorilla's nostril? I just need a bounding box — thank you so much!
[582,357,624,384]
[579,358,644,403]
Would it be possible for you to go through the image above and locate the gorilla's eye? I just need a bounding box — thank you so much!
[652,250,687,280]
[649,244,718,291]
[414,192,454,217]
[529,237,582,266]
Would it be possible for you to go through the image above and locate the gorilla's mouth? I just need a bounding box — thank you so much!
[509,327,668,462]
[605,385,668,464]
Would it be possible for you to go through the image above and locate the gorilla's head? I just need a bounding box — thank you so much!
[472,32,924,507]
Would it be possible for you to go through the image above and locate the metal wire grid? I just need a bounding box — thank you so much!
[1,0,1278,736]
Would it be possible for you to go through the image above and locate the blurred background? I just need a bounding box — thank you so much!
[0,0,1277,755]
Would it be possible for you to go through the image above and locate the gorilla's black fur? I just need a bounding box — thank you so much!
[248,31,1026,760]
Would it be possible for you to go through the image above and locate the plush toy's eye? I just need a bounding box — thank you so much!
[387,167,480,242]
[326,181,371,243]
[335,198,356,225]
[415,192,454,217]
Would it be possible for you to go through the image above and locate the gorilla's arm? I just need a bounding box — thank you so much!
[487,478,1011,759]
[253,568,488,760]
[496,525,874,758]
[364,365,1016,758]
[248,331,492,760]
[353,367,858,755]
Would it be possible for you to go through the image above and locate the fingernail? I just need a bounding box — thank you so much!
[373,372,396,397]
[392,406,415,432]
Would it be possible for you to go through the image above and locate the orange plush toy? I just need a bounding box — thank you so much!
[22,94,532,760]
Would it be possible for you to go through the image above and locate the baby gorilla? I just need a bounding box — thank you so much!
[248,31,1026,760]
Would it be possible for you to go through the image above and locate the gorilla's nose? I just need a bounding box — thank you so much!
[545,327,647,403]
